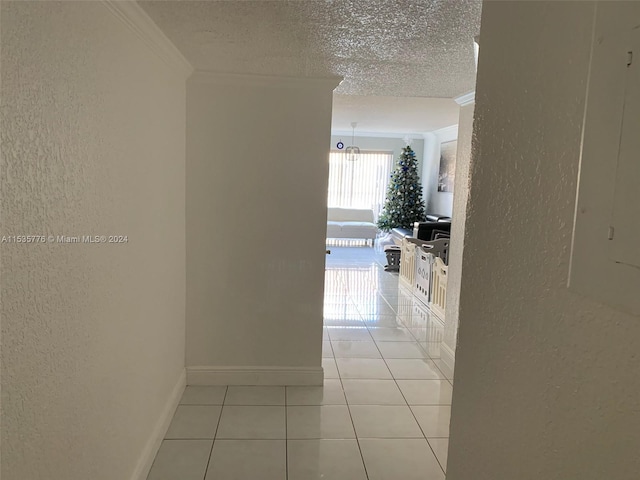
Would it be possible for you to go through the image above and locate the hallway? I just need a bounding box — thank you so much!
[147,247,452,480]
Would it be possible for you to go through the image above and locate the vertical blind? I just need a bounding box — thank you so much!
[327,150,394,220]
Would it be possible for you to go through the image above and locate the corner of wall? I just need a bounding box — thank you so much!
[101,0,194,78]
[131,370,186,480]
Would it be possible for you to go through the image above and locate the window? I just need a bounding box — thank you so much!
[327,150,394,220]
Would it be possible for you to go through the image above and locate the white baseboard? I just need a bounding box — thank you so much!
[131,369,186,480]
[186,365,324,386]
[440,342,456,379]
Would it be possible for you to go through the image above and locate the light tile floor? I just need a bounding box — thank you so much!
[148,246,452,480]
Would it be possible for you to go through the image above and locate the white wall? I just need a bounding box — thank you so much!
[1,3,189,479]
[448,2,640,479]
[422,126,458,217]
[329,134,425,175]
[186,73,338,385]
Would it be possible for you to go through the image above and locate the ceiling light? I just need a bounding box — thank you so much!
[345,122,361,161]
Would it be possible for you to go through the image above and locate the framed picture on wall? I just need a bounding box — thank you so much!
[438,140,457,193]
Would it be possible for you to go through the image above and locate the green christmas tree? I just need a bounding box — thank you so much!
[377,146,426,231]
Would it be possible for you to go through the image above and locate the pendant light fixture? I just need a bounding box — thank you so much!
[345,122,361,161]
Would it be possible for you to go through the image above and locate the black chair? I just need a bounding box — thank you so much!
[431,229,450,240]
[412,221,451,241]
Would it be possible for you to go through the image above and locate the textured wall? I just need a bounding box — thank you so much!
[186,74,337,376]
[442,102,474,359]
[1,2,186,479]
[448,3,640,479]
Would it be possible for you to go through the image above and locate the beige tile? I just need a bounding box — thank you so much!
[147,440,212,480]
[376,341,428,359]
[322,341,334,358]
[224,386,285,406]
[408,326,443,344]
[286,406,355,439]
[335,358,392,379]
[359,438,444,480]
[382,296,414,311]
[165,406,222,439]
[357,303,396,316]
[420,341,442,359]
[327,327,373,342]
[332,341,381,358]
[360,315,404,328]
[322,358,339,379]
[324,317,366,327]
[341,379,406,405]
[385,359,445,380]
[216,406,286,439]
[428,438,449,473]
[368,327,416,342]
[325,306,357,314]
[411,406,451,437]
[431,358,454,380]
[205,440,286,480]
[349,405,423,438]
[286,380,346,405]
[287,439,367,480]
[396,380,453,405]
[180,386,227,405]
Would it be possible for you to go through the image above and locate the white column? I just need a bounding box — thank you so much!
[441,92,475,373]
[186,72,341,385]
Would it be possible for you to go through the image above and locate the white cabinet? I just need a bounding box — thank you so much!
[610,43,640,269]
[569,15,640,315]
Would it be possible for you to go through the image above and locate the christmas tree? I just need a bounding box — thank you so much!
[377,146,426,231]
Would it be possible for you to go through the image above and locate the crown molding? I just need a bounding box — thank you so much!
[454,91,476,106]
[331,130,426,140]
[101,0,193,78]
[191,70,343,90]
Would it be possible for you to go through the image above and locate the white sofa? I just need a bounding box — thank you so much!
[326,207,378,245]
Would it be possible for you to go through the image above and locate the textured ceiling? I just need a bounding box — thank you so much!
[140,0,482,132]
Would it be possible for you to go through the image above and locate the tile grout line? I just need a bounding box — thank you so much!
[382,350,448,475]
[331,271,375,480]
[366,291,449,476]
[328,252,451,477]
[201,386,228,480]
[397,290,452,474]
[352,312,444,473]
[337,362,371,480]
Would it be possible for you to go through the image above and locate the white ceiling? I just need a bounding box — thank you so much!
[140,0,482,134]
[332,94,461,135]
